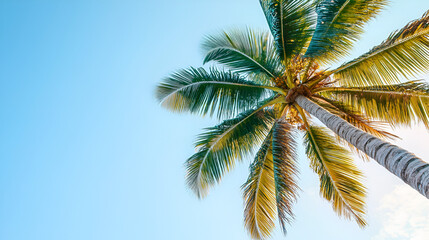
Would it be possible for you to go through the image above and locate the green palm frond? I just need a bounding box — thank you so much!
[156,67,285,119]
[272,120,299,234]
[243,132,276,239]
[303,126,367,227]
[334,10,429,86]
[305,0,387,64]
[319,80,429,128]
[186,99,278,198]
[259,0,315,62]
[202,28,283,79]
[247,72,278,86]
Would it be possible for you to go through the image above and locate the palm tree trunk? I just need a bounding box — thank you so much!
[295,95,429,199]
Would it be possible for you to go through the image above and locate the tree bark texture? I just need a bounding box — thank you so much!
[295,95,429,199]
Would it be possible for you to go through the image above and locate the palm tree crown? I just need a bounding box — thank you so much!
[156,1,429,239]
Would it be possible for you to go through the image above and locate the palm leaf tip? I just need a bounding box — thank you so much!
[185,150,211,198]
[304,126,367,227]
[243,134,277,239]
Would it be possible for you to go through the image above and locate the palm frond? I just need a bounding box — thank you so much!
[311,95,397,140]
[259,0,315,62]
[305,0,387,64]
[186,100,277,198]
[319,80,429,128]
[272,120,299,234]
[202,28,283,79]
[247,72,278,86]
[243,132,276,239]
[310,95,397,161]
[303,126,367,227]
[334,10,429,86]
[156,67,284,119]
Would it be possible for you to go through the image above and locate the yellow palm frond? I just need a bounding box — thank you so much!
[310,95,397,140]
[333,10,429,86]
[303,126,367,227]
[319,80,429,128]
[243,133,277,239]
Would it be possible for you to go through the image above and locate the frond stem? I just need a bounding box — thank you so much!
[301,59,314,82]
[305,71,333,88]
[316,87,429,98]
[161,81,288,102]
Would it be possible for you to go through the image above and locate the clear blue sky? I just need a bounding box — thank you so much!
[1,1,429,240]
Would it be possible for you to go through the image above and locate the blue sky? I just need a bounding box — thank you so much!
[1,1,429,240]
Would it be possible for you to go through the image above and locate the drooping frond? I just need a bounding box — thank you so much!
[311,95,397,140]
[310,95,397,161]
[334,10,429,86]
[243,133,276,239]
[202,28,283,79]
[156,67,284,119]
[259,0,315,62]
[272,120,299,234]
[303,126,367,227]
[319,80,429,128]
[186,99,277,198]
[305,0,387,64]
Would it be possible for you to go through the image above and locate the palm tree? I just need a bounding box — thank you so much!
[156,0,429,238]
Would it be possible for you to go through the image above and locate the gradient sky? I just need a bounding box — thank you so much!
[1,1,429,240]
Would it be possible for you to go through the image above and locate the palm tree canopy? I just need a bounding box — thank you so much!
[156,1,429,239]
